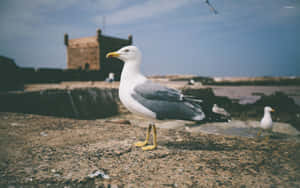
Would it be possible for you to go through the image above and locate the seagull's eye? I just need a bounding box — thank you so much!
[124,49,130,53]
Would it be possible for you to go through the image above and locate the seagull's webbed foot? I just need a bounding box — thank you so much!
[135,124,152,147]
[135,123,157,151]
[142,145,157,151]
[142,124,157,151]
[135,141,148,147]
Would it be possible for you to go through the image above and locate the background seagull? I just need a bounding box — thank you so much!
[106,46,228,151]
[212,104,230,117]
[257,106,275,138]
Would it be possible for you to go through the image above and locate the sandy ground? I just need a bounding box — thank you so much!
[1,112,300,187]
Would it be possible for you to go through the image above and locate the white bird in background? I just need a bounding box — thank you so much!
[257,106,275,137]
[212,104,230,117]
[260,106,275,130]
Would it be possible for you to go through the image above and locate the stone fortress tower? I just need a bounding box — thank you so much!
[64,29,132,77]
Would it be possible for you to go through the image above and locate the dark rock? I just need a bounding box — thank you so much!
[0,88,119,119]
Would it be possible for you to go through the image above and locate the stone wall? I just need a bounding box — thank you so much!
[66,35,100,70]
[67,45,100,70]
[0,56,23,91]
[18,68,107,84]
[0,88,119,119]
[0,66,114,91]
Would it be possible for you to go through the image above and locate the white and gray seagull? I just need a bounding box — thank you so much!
[257,106,275,138]
[106,46,226,151]
[212,104,230,117]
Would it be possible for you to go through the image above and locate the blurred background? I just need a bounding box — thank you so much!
[0,0,300,122]
[1,1,300,187]
[1,0,299,76]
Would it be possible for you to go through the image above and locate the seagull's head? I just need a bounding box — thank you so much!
[264,106,275,113]
[106,45,142,63]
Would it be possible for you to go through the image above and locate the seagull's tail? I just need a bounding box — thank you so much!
[183,95,203,103]
[183,97,206,121]
[184,96,230,123]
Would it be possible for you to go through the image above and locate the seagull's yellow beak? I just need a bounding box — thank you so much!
[106,51,120,58]
[271,109,275,112]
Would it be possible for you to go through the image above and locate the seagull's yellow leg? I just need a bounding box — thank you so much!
[264,135,270,142]
[257,129,262,137]
[142,124,157,151]
[135,124,152,147]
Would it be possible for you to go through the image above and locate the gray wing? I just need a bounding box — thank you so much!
[132,80,205,121]
[133,80,183,102]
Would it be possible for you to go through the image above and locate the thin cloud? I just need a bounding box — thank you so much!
[92,0,124,10]
[283,6,295,9]
[94,0,191,25]
[0,0,124,39]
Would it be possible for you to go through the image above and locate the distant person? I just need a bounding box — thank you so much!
[188,79,195,85]
[105,72,115,83]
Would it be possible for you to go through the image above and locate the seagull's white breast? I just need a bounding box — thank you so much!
[119,76,156,119]
[260,113,272,129]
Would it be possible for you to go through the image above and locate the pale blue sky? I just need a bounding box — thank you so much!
[0,0,299,76]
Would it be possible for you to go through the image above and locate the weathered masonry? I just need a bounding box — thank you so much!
[64,29,132,73]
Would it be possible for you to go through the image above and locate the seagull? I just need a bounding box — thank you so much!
[212,104,230,117]
[106,46,227,151]
[188,79,195,85]
[257,106,275,137]
[204,0,218,14]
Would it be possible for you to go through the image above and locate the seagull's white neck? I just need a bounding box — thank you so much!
[120,59,146,83]
[263,110,272,119]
